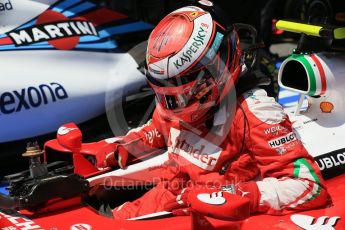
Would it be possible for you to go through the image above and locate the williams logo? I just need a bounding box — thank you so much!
[0,0,13,12]
[0,82,68,115]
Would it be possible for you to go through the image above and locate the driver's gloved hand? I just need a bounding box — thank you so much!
[186,182,260,220]
[96,144,129,170]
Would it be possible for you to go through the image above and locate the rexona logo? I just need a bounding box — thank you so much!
[291,214,340,230]
[0,82,68,115]
[0,0,13,12]
[7,10,98,49]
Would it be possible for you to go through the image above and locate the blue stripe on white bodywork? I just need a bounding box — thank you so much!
[0,40,117,51]
[76,40,117,49]
[278,87,300,105]
[0,0,153,52]
[99,22,153,38]
[79,35,103,42]
[52,0,83,13]
[16,20,37,30]
[63,2,96,17]
[278,88,308,110]
[279,95,301,105]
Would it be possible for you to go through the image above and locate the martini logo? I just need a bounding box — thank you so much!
[7,10,98,49]
[0,82,68,115]
[0,0,13,12]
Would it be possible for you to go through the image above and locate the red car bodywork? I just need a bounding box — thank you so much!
[1,123,344,230]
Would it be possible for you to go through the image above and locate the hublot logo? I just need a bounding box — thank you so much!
[268,132,296,148]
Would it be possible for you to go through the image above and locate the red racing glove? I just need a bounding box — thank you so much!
[187,187,250,220]
[96,144,129,169]
[186,182,260,220]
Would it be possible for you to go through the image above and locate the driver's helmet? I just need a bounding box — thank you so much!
[145,5,242,124]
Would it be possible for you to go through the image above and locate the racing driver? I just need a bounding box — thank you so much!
[97,3,329,220]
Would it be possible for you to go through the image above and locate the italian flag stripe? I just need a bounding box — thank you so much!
[310,54,327,95]
[293,158,321,202]
[296,56,317,95]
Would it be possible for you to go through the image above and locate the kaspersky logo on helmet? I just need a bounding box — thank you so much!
[173,26,208,69]
[146,7,213,79]
[168,17,213,77]
[0,0,13,12]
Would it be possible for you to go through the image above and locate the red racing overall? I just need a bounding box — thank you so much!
[99,88,329,219]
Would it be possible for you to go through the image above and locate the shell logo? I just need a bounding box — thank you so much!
[320,101,334,113]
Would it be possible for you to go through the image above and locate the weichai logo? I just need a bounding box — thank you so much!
[7,10,98,49]
[0,82,68,115]
[0,0,13,12]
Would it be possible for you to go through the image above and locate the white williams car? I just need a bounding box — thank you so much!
[0,0,153,143]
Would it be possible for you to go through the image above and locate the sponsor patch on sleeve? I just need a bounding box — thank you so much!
[267,132,297,149]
